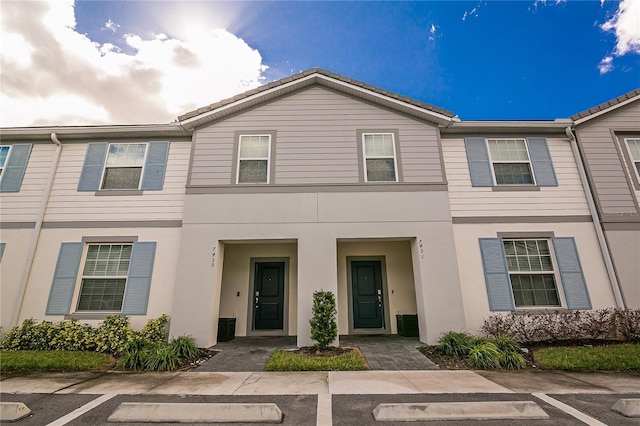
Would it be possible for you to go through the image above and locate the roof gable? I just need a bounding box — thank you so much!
[571,88,640,125]
[177,68,455,129]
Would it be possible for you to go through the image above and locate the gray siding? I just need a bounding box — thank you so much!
[190,86,444,186]
[575,101,640,222]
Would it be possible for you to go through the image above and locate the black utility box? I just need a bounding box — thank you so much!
[396,314,419,337]
[217,318,236,342]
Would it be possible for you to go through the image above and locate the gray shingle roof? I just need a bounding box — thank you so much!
[571,88,640,120]
[178,68,454,123]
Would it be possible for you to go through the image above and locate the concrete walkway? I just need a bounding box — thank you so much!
[197,334,437,372]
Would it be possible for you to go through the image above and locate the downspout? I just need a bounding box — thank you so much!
[566,126,626,308]
[11,133,63,326]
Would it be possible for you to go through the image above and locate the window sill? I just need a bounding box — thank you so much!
[95,190,144,196]
[65,312,123,320]
[492,185,541,192]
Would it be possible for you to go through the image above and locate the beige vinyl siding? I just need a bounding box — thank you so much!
[575,102,640,219]
[443,137,590,217]
[189,86,444,186]
[43,141,190,222]
[0,143,54,222]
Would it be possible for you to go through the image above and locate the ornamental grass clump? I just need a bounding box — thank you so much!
[309,290,338,350]
[436,331,474,358]
[467,342,502,369]
[435,331,527,370]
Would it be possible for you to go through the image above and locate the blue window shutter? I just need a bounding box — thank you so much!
[527,137,558,187]
[121,242,156,315]
[552,237,591,309]
[77,143,108,191]
[464,138,493,187]
[46,243,83,315]
[479,238,515,311]
[141,142,170,190]
[0,242,5,261]
[0,144,32,192]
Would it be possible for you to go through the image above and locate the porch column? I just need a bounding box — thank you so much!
[411,223,466,345]
[170,228,225,348]
[297,230,338,347]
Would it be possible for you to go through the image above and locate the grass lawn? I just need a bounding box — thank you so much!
[0,350,114,372]
[265,349,369,371]
[534,343,640,371]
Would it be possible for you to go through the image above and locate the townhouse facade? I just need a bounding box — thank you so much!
[0,69,633,347]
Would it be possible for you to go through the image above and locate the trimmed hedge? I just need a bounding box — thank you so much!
[482,308,640,344]
[1,314,169,355]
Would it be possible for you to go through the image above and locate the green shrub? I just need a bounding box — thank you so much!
[117,336,151,371]
[467,342,501,369]
[492,335,521,353]
[94,315,134,354]
[500,350,526,370]
[52,320,96,352]
[143,344,180,371]
[309,290,338,350]
[437,331,474,358]
[170,335,198,360]
[140,314,170,343]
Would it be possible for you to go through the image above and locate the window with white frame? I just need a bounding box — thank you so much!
[363,133,397,182]
[626,138,640,180]
[102,143,147,189]
[503,239,560,307]
[237,135,270,183]
[77,244,132,311]
[487,139,534,185]
[0,146,10,178]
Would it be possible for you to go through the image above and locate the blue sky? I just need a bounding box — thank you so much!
[1,1,638,126]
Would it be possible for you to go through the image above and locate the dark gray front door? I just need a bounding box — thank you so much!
[253,262,285,330]
[352,261,384,329]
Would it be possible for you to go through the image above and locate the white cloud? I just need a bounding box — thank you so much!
[103,19,120,33]
[601,0,640,56]
[462,8,477,21]
[598,55,614,74]
[0,0,267,126]
[428,24,437,41]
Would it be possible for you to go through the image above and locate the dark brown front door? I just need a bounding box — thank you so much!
[253,262,285,330]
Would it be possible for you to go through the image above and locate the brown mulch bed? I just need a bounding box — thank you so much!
[182,348,218,370]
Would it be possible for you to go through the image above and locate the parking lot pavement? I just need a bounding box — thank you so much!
[0,393,99,425]
[551,393,640,426]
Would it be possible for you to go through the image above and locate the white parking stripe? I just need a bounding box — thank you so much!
[46,393,117,426]
[316,393,332,426]
[533,393,607,426]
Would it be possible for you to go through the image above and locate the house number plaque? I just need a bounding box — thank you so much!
[211,246,216,269]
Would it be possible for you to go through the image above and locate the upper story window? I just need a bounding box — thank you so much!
[0,146,10,177]
[363,133,398,182]
[503,239,559,307]
[77,244,132,311]
[78,141,169,192]
[237,135,271,184]
[102,143,147,190]
[626,138,640,181]
[487,139,534,185]
[464,137,557,188]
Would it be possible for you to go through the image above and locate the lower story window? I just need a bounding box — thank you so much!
[503,239,560,307]
[77,244,132,311]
